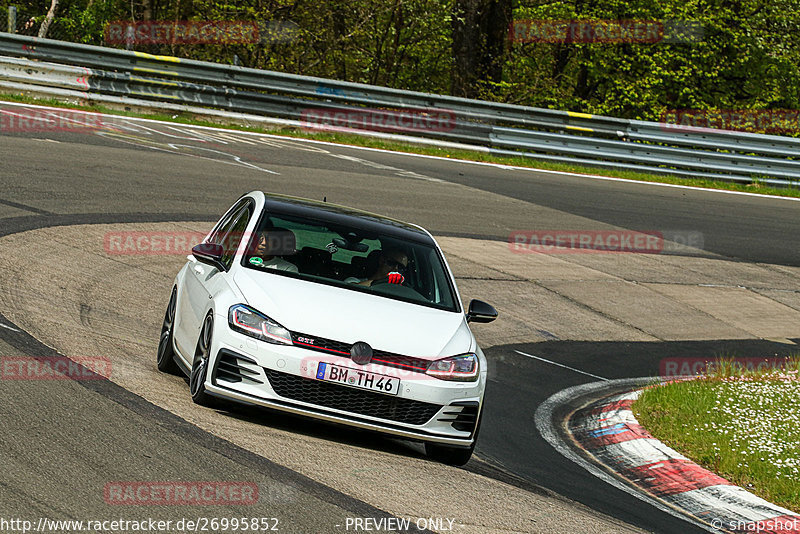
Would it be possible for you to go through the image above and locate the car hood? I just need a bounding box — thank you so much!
[233,269,471,359]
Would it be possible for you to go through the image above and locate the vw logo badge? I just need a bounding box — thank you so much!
[350,342,373,365]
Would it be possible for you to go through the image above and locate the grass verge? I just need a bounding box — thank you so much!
[633,358,800,512]
[2,91,800,199]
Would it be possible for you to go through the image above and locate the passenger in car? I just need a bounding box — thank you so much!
[249,228,299,272]
[345,248,407,286]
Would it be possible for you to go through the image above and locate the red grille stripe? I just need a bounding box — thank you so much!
[294,340,350,355]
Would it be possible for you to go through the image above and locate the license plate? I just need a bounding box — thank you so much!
[315,362,400,396]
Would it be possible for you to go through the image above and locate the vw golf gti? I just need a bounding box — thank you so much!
[156,191,497,465]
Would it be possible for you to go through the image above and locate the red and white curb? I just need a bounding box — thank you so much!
[570,389,800,533]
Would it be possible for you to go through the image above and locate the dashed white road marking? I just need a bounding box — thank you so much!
[92,131,280,174]
[329,154,443,182]
[0,322,20,332]
[166,144,280,174]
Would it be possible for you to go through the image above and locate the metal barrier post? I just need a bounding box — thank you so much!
[7,6,16,34]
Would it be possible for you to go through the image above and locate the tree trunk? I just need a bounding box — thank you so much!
[452,0,479,97]
[143,0,153,21]
[38,0,59,39]
[452,0,511,98]
[482,0,511,84]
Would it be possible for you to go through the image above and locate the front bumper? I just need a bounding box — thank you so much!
[205,328,484,446]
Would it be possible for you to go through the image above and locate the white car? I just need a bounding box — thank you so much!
[157,191,497,465]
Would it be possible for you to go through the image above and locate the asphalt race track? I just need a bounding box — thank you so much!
[2,103,800,533]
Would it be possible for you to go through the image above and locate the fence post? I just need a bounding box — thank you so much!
[7,6,16,34]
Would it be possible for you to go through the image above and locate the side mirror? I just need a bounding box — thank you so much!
[466,299,497,324]
[192,243,226,272]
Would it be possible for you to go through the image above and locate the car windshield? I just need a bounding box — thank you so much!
[241,210,459,312]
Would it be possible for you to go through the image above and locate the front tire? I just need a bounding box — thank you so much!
[190,312,217,407]
[156,287,181,375]
[425,442,475,466]
[425,409,482,466]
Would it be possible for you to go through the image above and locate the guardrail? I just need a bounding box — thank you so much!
[1,31,799,186]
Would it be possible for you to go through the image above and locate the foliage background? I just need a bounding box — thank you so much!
[1,0,798,121]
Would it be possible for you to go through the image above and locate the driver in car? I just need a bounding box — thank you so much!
[248,228,299,272]
[345,249,407,286]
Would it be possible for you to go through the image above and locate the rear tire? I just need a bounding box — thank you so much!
[156,287,181,375]
[189,312,217,407]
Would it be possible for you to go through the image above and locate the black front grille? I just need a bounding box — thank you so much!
[264,369,441,425]
[290,332,431,373]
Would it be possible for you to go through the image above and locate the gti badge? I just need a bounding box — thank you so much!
[350,341,373,365]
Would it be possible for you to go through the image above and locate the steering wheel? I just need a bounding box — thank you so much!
[370,274,404,286]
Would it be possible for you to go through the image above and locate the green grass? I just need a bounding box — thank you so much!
[3,90,800,199]
[634,357,800,512]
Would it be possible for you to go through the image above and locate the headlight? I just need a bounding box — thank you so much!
[228,304,293,345]
[426,353,479,381]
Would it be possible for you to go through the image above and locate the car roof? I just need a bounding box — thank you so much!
[260,192,435,245]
